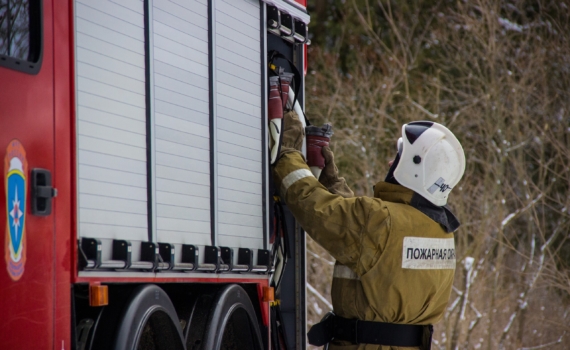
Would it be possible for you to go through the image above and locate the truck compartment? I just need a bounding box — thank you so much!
[74,0,277,274]
[71,0,313,342]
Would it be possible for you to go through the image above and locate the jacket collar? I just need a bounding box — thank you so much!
[373,182,460,233]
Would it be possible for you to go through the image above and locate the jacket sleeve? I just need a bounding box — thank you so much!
[273,152,391,275]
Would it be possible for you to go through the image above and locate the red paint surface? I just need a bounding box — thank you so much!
[295,0,307,6]
[0,0,56,348]
[53,0,73,348]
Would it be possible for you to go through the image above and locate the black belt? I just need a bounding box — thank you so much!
[308,312,427,347]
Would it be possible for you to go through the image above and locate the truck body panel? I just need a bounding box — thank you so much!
[0,0,55,347]
[74,0,268,270]
[1,0,309,348]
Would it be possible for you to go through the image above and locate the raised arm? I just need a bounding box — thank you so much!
[272,113,390,273]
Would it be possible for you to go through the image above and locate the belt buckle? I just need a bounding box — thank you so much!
[322,311,335,322]
[322,311,335,342]
[307,311,336,347]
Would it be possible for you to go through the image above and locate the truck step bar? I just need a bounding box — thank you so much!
[78,238,273,274]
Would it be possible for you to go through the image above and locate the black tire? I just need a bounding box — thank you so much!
[113,284,185,350]
[186,284,263,350]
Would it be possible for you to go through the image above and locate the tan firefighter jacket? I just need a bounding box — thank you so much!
[273,152,458,350]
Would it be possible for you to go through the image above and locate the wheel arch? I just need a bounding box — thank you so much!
[112,284,185,350]
[186,284,263,350]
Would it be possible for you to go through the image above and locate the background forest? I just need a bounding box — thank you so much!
[302,0,570,349]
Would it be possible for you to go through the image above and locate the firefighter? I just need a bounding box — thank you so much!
[273,112,466,350]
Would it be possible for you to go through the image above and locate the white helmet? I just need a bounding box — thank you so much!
[393,121,465,206]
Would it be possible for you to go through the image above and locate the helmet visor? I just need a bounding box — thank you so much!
[404,121,433,144]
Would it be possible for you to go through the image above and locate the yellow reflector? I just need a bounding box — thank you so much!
[89,284,109,307]
[262,286,275,302]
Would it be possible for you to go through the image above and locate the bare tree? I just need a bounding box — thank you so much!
[305,0,570,348]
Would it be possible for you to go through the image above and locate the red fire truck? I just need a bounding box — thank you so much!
[0,0,310,349]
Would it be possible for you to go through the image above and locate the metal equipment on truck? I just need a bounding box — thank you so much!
[0,0,310,349]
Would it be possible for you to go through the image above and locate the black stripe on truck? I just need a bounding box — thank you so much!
[260,3,268,250]
[208,0,216,245]
[144,0,153,242]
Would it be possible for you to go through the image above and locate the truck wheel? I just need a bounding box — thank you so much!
[186,284,263,350]
[113,284,185,350]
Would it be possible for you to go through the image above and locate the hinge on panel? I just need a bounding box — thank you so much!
[112,240,132,269]
[78,238,273,274]
[158,243,175,270]
[140,242,158,271]
[80,238,102,269]
[238,248,254,272]
[257,249,273,274]
[220,246,234,272]
[181,244,199,271]
[204,246,221,272]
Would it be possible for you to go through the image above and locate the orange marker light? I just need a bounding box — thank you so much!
[89,283,109,307]
[262,286,275,302]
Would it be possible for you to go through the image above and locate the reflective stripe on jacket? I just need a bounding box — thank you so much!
[273,152,457,350]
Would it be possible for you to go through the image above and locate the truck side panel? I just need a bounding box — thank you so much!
[152,0,212,247]
[75,0,149,242]
[214,0,265,250]
[0,0,56,348]
[75,0,269,268]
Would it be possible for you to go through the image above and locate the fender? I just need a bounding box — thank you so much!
[113,284,184,350]
[187,284,263,350]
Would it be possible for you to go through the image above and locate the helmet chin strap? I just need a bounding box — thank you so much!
[384,152,401,185]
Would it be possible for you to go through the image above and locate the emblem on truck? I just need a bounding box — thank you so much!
[4,140,28,281]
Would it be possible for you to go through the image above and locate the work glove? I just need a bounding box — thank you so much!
[278,110,305,159]
[319,146,354,198]
[306,123,333,179]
